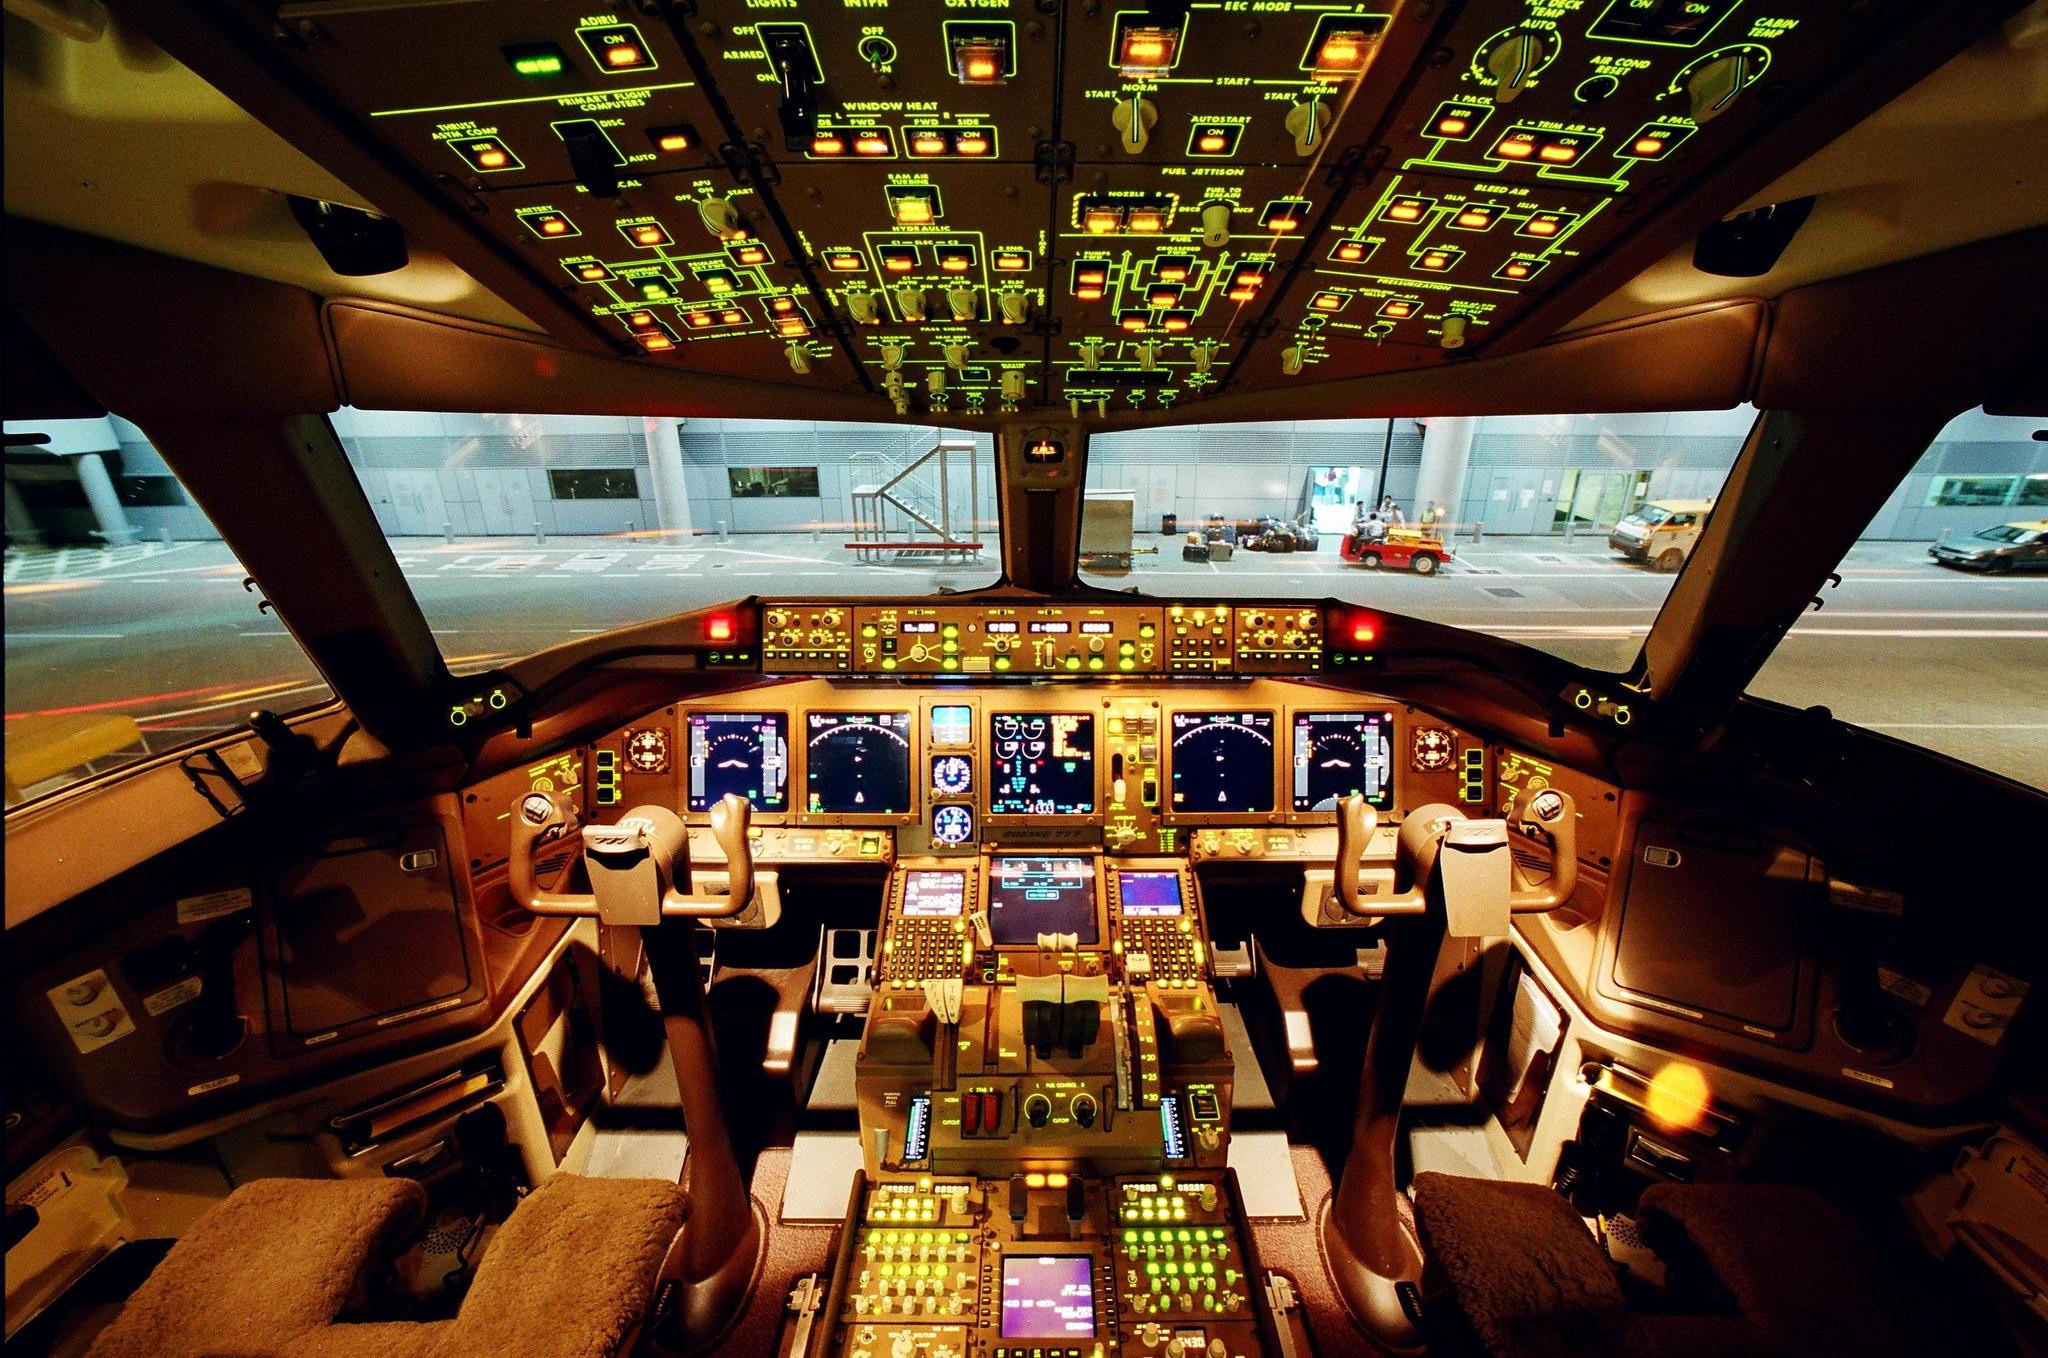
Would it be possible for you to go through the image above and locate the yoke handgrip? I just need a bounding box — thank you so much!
[507,791,761,922]
[1330,789,1579,924]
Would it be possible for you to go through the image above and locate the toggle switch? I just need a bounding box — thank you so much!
[847,291,880,325]
[944,342,970,371]
[1112,93,1158,154]
[946,286,977,322]
[1285,97,1331,156]
[999,292,1030,325]
[558,122,622,198]
[896,286,928,322]
[880,343,906,371]
[1200,199,1232,248]
[1079,336,1105,370]
[697,198,743,240]
[1281,345,1304,375]
[1192,339,1218,375]
[1487,31,1549,105]
[1136,340,1160,371]
[786,343,812,374]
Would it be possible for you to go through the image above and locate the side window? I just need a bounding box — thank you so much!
[1668,513,1696,528]
[3,416,333,807]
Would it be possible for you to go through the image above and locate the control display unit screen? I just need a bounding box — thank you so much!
[902,870,967,917]
[686,713,788,812]
[1117,870,1183,917]
[1169,712,1277,813]
[999,1256,1096,1339]
[805,712,913,814]
[1292,711,1396,812]
[990,713,1096,815]
[987,857,1098,946]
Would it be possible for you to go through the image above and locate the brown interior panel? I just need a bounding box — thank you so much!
[265,823,478,1048]
[1608,817,1811,1032]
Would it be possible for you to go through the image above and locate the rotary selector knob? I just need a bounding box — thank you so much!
[1025,1094,1052,1128]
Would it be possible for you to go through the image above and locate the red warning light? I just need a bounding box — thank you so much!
[1351,620,1376,645]
[706,613,736,642]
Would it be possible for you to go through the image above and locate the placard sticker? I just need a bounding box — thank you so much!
[1877,967,1932,1009]
[1943,965,2029,1046]
[143,975,204,1017]
[176,887,252,924]
[45,969,136,1054]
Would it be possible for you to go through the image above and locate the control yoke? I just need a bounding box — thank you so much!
[1334,788,1577,922]
[508,791,779,929]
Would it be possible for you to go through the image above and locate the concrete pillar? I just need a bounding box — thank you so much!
[642,418,694,537]
[1411,416,1477,528]
[70,452,135,547]
[4,478,45,548]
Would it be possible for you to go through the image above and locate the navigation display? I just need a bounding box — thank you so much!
[1292,711,1396,812]
[987,857,1098,946]
[1000,1256,1096,1340]
[990,713,1096,815]
[1169,712,1276,813]
[805,712,913,814]
[902,870,966,918]
[686,713,787,812]
[1117,870,1183,917]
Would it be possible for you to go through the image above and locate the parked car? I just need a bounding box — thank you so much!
[1608,498,1712,571]
[1928,519,2048,572]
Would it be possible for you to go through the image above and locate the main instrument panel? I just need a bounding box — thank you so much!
[186,0,1972,414]
[550,677,1494,867]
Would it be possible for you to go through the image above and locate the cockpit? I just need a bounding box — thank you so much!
[4,1,2045,1357]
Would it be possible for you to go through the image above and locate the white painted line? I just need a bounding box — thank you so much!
[4,632,128,640]
[1864,723,2048,731]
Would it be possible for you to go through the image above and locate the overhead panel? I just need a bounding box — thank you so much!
[1264,0,1893,377]
[207,0,2015,416]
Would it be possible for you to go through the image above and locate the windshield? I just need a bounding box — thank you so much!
[1747,408,2045,790]
[1080,410,1754,673]
[4,417,334,806]
[330,412,999,669]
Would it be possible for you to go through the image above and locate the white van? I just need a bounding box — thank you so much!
[1608,498,1714,572]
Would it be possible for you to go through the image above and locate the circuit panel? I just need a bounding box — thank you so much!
[213,0,2004,415]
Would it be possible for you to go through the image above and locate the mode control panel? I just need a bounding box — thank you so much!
[760,601,1334,677]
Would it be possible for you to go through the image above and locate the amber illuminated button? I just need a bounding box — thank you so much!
[521,211,577,239]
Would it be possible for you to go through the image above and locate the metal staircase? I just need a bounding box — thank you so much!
[847,434,984,563]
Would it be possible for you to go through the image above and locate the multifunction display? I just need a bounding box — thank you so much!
[1291,710,1396,812]
[990,713,1096,815]
[686,712,788,811]
[1169,712,1277,813]
[805,712,914,814]
[987,856,1099,945]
